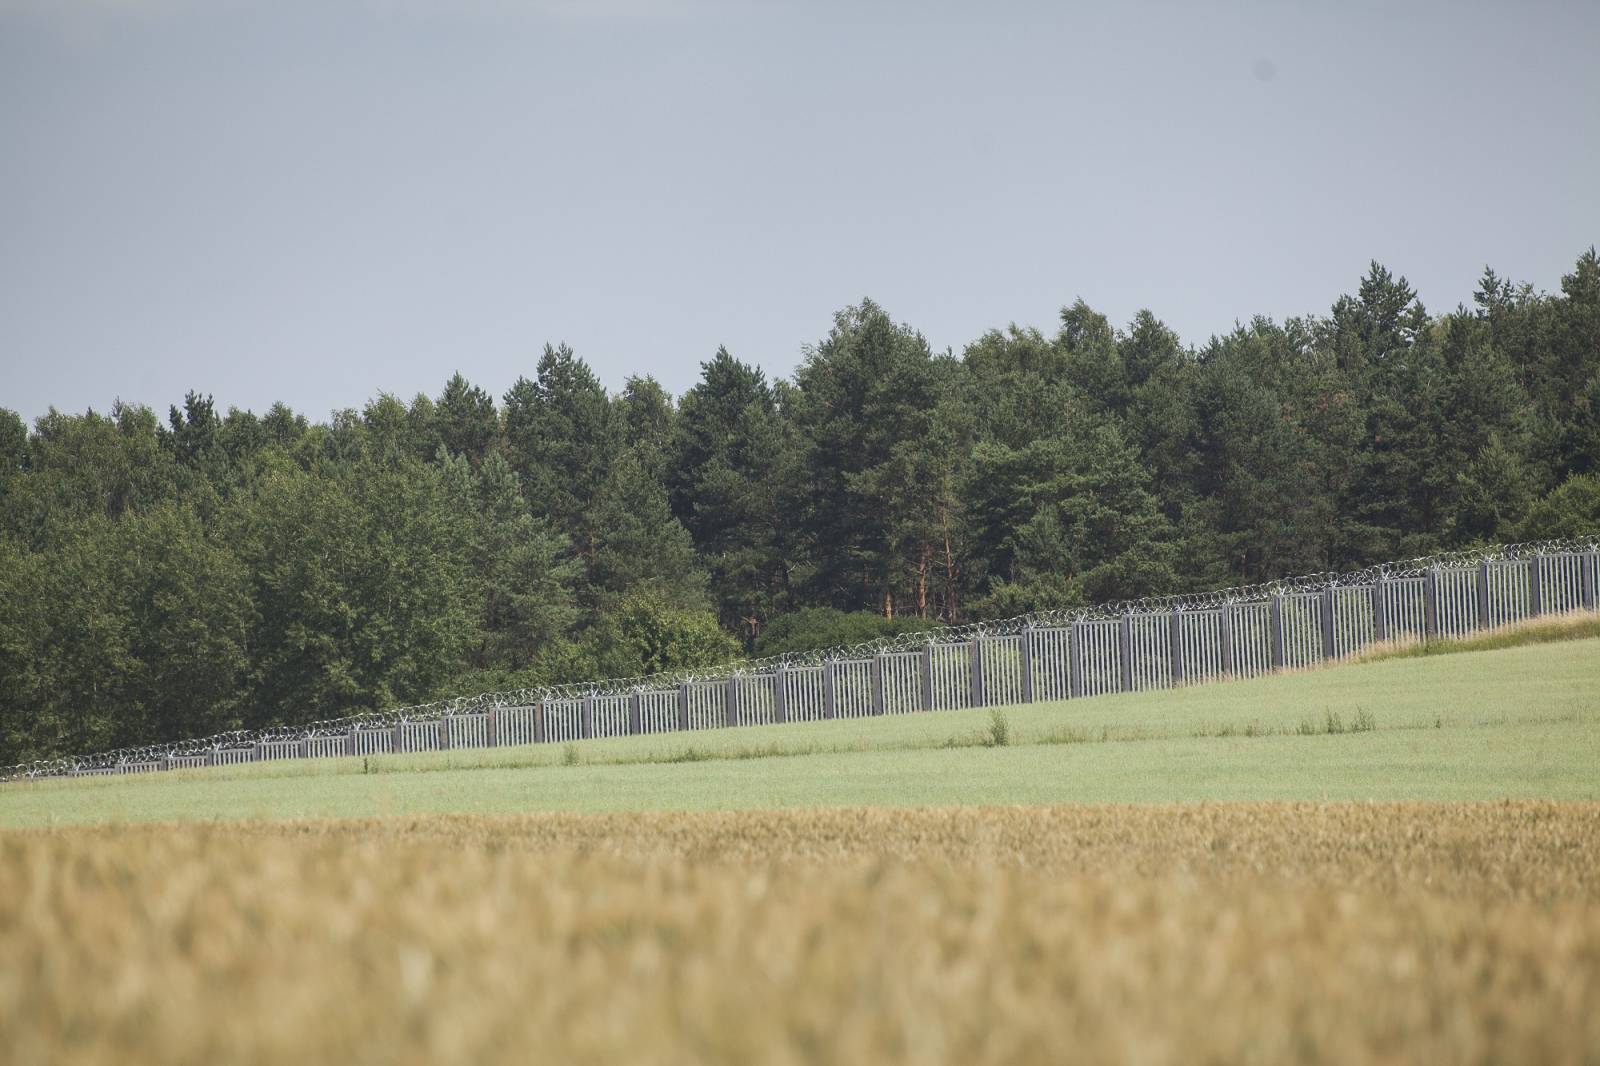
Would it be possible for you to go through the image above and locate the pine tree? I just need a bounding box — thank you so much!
[503,344,618,551]
[434,372,501,466]
[670,348,796,641]
[789,301,946,615]
[585,446,709,612]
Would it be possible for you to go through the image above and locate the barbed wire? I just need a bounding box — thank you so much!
[5,535,1596,780]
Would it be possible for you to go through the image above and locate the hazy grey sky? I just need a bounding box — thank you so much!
[3,0,1597,423]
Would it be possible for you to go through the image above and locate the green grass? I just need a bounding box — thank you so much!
[2,638,1596,826]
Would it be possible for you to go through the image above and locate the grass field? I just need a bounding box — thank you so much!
[2,634,1596,826]
[3,803,1597,1064]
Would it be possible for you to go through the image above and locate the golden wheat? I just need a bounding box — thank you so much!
[2,803,1597,1065]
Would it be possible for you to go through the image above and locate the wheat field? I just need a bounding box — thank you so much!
[3,802,1598,1065]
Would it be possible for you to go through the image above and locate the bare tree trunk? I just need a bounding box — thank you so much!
[943,532,959,624]
[917,545,930,617]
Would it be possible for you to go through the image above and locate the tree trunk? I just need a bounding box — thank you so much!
[917,545,930,617]
[943,532,959,624]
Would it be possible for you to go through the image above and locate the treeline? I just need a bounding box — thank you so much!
[2,252,1599,764]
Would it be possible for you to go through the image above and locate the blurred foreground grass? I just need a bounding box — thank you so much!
[3,802,1598,1065]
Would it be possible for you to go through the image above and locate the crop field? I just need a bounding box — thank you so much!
[3,802,1598,1065]
[3,632,1597,827]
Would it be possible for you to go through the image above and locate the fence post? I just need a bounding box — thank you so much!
[676,682,690,732]
[1219,604,1234,677]
[1019,625,1036,702]
[298,737,311,760]
[920,644,936,711]
[871,654,887,715]
[438,716,451,751]
[628,690,643,735]
[535,700,547,744]
[391,722,403,755]
[1068,621,1084,698]
[773,666,789,724]
[1423,568,1440,640]
[1168,609,1184,686]
[822,660,838,719]
[1320,587,1336,661]
[725,674,740,728]
[1269,595,1286,670]
[1370,576,1388,644]
[1528,555,1545,618]
[969,637,986,707]
[1118,614,1134,693]
[344,730,356,758]
[1476,558,1492,630]
[487,705,500,748]
[1584,551,1598,611]
[253,740,265,762]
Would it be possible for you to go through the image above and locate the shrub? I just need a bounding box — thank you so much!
[754,608,940,657]
[584,590,740,678]
[1518,474,1600,540]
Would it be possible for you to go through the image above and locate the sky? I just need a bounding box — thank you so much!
[2,0,1597,424]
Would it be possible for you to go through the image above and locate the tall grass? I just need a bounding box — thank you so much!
[1350,610,1600,664]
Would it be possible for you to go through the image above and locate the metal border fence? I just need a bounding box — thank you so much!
[6,537,1598,781]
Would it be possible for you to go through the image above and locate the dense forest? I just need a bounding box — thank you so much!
[3,252,1599,764]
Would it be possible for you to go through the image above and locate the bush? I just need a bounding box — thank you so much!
[754,608,940,657]
[584,590,740,678]
[968,574,1087,621]
[1518,474,1600,540]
